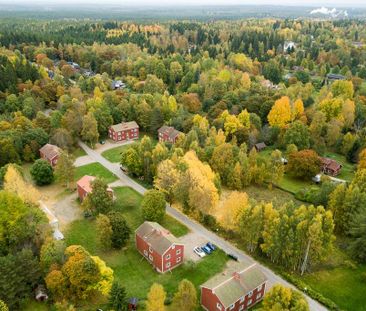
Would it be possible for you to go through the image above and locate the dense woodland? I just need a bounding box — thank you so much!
[1,15,366,311]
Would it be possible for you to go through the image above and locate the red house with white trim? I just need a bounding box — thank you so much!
[201,263,267,311]
[158,125,182,144]
[39,144,61,167]
[76,175,114,202]
[108,121,139,142]
[135,221,184,273]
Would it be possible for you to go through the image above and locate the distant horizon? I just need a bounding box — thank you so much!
[0,0,365,9]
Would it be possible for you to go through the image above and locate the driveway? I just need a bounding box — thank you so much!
[52,192,82,230]
[78,141,327,311]
[179,232,209,262]
[74,155,95,167]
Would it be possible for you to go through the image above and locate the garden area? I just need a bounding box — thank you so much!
[64,186,229,309]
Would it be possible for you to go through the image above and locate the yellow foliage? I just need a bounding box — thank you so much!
[267,96,292,128]
[219,191,249,230]
[146,283,166,311]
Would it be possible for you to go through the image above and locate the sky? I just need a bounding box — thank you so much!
[0,0,365,7]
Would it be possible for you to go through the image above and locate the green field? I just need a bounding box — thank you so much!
[65,186,227,308]
[72,147,87,158]
[75,162,118,184]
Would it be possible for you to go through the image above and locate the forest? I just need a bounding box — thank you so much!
[0,13,366,311]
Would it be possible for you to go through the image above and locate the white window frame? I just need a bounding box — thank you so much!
[240,296,244,303]
[166,254,171,260]
[256,292,262,299]
[176,256,181,263]
[149,254,153,261]
[239,306,244,311]
[143,250,148,256]
[176,249,181,255]
[166,262,171,268]
[248,290,253,297]
[229,303,235,310]
[149,246,153,253]
[247,299,252,305]
[216,302,222,310]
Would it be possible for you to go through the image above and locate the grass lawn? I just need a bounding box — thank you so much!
[72,147,87,158]
[20,300,50,311]
[102,144,133,163]
[302,265,366,311]
[65,186,226,308]
[278,173,319,195]
[74,162,118,184]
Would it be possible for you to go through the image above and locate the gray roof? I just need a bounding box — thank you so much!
[39,144,61,160]
[135,221,180,255]
[110,121,139,132]
[158,125,182,140]
[201,263,267,308]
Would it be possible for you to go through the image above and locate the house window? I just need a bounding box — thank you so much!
[247,299,252,306]
[229,303,235,310]
[240,297,244,303]
[176,257,181,263]
[239,306,244,311]
[149,246,153,253]
[166,254,171,260]
[149,254,153,261]
[176,249,181,255]
[248,290,253,297]
[144,250,148,256]
[166,262,171,268]
[256,293,262,299]
[216,302,222,310]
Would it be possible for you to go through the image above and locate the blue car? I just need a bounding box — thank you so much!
[206,242,216,251]
[202,245,212,254]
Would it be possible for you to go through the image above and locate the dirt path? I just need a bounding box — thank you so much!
[52,193,82,230]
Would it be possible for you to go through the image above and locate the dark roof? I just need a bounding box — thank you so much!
[158,125,182,140]
[255,142,267,150]
[135,221,180,255]
[327,73,345,80]
[321,157,342,171]
[201,263,267,308]
[39,144,61,160]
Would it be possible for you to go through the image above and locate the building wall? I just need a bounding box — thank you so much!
[201,287,221,311]
[40,151,59,167]
[109,127,139,142]
[135,234,163,272]
[158,132,178,144]
[161,244,184,273]
[77,185,88,202]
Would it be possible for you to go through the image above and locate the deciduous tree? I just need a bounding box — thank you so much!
[146,283,166,311]
[141,189,166,222]
[171,279,197,311]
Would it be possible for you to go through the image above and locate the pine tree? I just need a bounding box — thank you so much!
[108,282,128,311]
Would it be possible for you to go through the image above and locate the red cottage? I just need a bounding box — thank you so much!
[135,221,184,273]
[108,121,139,142]
[158,125,182,144]
[320,157,342,176]
[76,175,114,202]
[201,263,267,311]
[39,144,61,167]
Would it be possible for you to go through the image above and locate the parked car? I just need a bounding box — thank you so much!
[193,246,206,258]
[206,242,216,251]
[202,245,212,255]
[99,140,105,145]
[227,253,238,261]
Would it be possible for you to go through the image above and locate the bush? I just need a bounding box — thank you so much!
[30,159,54,185]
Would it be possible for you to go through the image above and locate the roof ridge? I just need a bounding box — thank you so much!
[211,263,257,292]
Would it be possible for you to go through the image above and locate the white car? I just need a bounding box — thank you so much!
[193,246,206,258]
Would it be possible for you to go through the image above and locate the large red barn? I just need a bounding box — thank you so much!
[201,263,267,311]
[108,121,139,142]
[157,125,182,144]
[135,221,184,273]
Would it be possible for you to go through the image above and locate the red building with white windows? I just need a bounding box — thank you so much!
[135,221,184,273]
[158,125,182,144]
[39,143,61,167]
[108,121,139,142]
[200,263,267,311]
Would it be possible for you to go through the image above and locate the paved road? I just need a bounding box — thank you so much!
[78,141,328,311]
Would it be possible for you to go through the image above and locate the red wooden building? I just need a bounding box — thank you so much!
[320,157,342,176]
[109,121,139,142]
[76,175,114,202]
[201,263,267,311]
[158,125,182,144]
[135,221,184,273]
[39,144,61,167]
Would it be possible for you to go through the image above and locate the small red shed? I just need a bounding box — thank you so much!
[135,221,184,273]
[200,263,267,311]
[108,121,139,142]
[39,144,61,167]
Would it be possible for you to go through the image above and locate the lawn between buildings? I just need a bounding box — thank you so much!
[65,186,229,309]
[74,162,118,184]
